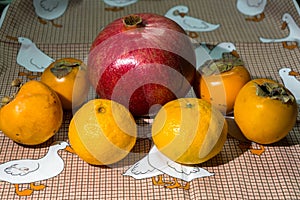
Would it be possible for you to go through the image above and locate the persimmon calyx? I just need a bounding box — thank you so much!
[11,79,22,87]
[1,79,23,107]
[50,61,81,79]
[200,57,244,76]
[1,96,11,106]
[255,82,295,103]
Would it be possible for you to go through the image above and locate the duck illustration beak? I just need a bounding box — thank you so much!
[65,145,76,154]
[231,50,240,58]
[6,35,18,41]
[288,70,300,76]
[281,21,287,30]
[178,12,186,18]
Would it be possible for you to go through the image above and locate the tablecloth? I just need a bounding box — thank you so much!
[0,0,300,199]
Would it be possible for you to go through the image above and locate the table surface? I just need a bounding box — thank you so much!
[0,0,300,199]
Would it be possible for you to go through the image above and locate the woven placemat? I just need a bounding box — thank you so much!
[0,0,300,199]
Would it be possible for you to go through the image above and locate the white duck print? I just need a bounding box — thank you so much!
[201,42,239,60]
[0,141,73,196]
[260,13,300,50]
[122,152,164,180]
[123,145,214,190]
[279,68,300,104]
[33,0,69,27]
[165,5,220,38]
[103,0,138,11]
[237,0,267,22]
[195,42,239,69]
[6,36,55,72]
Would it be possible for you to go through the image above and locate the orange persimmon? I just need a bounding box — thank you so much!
[0,80,63,145]
[194,57,251,114]
[234,79,298,144]
[41,58,89,110]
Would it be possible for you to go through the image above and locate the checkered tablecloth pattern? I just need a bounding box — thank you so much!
[0,0,300,199]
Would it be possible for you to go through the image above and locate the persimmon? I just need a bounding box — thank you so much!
[194,57,251,114]
[234,79,298,144]
[41,58,89,110]
[0,80,63,145]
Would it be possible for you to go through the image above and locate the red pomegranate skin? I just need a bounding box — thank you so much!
[88,13,196,116]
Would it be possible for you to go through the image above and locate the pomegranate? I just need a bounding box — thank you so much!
[88,13,195,116]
